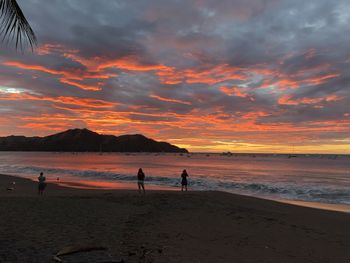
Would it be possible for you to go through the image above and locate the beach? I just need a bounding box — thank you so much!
[1,174,350,263]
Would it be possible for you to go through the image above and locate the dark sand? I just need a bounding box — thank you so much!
[1,174,349,263]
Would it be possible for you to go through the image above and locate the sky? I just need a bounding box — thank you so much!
[0,0,349,153]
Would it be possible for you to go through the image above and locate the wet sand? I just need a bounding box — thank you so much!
[1,173,349,262]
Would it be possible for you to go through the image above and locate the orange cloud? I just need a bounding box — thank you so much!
[3,61,116,91]
[98,58,251,86]
[278,94,343,105]
[36,43,79,56]
[2,42,350,153]
[4,45,275,89]
[4,61,62,75]
[220,86,250,98]
[149,95,192,105]
[241,111,270,119]
[6,102,349,153]
[260,59,340,90]
[59,79,101,91]
[0,92,116,108]
[98,56,171,72]
[302,73,340,86]
[181,64,247,85]
[261,78,300,89]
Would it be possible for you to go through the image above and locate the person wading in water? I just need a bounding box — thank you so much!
[137,168,145,194]
[181,169,189,191]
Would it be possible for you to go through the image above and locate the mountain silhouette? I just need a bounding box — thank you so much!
[0,128,188,153]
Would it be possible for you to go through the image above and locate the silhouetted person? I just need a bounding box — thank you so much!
[38,172,46,195]
[181,169,189,191]
[137,168,145,194]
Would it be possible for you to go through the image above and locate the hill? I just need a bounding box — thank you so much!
[0,128,188,153]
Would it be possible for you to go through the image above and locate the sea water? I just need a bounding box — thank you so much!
[0,152,349,205]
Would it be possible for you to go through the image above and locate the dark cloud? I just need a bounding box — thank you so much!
[0,0,349,152]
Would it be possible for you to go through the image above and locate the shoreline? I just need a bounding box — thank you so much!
[1,173,350,262]
[277,199,350,214]
[2,173,350,214]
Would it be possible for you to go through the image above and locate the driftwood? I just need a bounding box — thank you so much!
[6,182,16,191]
[53,245,107,262]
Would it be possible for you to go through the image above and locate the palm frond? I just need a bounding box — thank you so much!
[0,0,37,50]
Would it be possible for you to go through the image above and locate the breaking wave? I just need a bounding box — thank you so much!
[1,164,350,205]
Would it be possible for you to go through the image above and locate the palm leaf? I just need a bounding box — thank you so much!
[0,0,37,50]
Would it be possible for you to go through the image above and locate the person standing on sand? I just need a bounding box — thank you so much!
[38,172,46,196]
[137,168,145,194]
[181,169,189,191]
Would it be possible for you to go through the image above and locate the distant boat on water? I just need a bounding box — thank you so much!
[288,144,297,158]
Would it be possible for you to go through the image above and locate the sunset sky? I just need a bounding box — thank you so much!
[1,0,349,153]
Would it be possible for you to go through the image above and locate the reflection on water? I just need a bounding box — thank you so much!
[0,152,349,204]
[54,178,177,191]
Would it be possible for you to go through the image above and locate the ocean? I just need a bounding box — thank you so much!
[0,152,349,205]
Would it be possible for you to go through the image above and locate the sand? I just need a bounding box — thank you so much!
[0,174,349,263]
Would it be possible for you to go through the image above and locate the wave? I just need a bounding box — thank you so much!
[1,164,350,204]
[214,181,350,205]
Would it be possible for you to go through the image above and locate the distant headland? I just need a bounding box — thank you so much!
[0,128,188,153]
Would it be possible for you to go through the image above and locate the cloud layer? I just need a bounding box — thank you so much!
[1,0,349,153]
